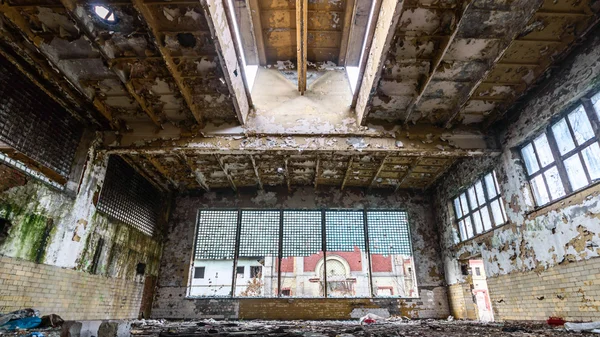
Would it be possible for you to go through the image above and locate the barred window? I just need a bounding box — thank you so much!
[453,171,507,242]
[520,95,600,207]
[97,156,163,236]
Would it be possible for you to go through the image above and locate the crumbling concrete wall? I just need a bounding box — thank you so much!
[0,149,163,319]
[152,187,449,320]
[433,25,600,321]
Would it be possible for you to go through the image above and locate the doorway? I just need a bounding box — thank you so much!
[469,259,494,322]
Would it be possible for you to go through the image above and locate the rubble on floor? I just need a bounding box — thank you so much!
[130,319,594,337]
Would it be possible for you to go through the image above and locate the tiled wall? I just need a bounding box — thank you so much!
[0,255,144,320]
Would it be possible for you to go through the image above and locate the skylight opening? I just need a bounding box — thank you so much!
[226,0,257,92]
[347,1,378,94]
[94,5,115,22]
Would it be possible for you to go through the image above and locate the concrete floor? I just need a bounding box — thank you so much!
[130,319,589,337]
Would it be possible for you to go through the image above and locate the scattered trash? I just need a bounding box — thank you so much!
[359,313,383,325]
[25,332,45,337]
[447,316,454,321]
[547,317,565,326]
[565,321,600,333]
[1,317,42,331]
[40,314,64,328]
[502,326,531,333]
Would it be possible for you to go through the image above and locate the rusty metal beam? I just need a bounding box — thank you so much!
[131,0,204,126]
[296,0,307,94]
[214,154,237,192]
[395,157,421,192]
[354,0,403,124]
[443,0,545,128]
[58,0,162,128]
[340,156,355,190]
[403,0,472,125]
[249,154,263,190]
[367,155,389,192]
[337,0,355,66]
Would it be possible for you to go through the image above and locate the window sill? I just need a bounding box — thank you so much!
[184,296,422,300]
[526,180,600,220]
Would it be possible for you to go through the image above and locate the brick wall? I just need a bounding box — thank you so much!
[487,257,600,321]
[0,164,27,193]
[0,255,144,320]
[447,282,477,320]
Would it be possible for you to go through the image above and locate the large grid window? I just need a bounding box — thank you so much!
[97,155,163,236]
[453,171,507,242]
[520,94,600,207]
[190,209,416,298]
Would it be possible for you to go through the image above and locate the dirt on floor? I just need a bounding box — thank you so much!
[130,319,592,337]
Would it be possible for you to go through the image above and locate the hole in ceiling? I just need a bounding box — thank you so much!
[177,33,196,48]
[94,5,115,22]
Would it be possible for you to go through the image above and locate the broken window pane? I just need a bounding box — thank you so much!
[368,211,417,298]
[237,210,279,297]
[551,118,576,155]
[191,210,237,297]
[531,175,549,206]
[489,200,505,226]
[472,211,483,234]
[533,134,554,168]
[544,166,566,200]
[325,211,369,297]
[453,198,462,218]
[521,143,539,175]
[281,210,323,298]
[480,206,493,231]
[568,106,595,146]
[582,142,600,181]
[475,181,486,205]
[564,154,588,191]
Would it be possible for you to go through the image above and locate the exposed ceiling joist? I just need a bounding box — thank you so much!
[354,0,404,124]
[395,157,421,192]
[284,158,291,192]
[314,154,321,189]
[249,155,263,190]
[340,156,355,190]
[181,153,210,192]
[368,154,389,192]
[296,0,307,94]
[214,154,237,192]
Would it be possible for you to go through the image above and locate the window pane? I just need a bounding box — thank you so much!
[534,134,554,168]
[458,220,467,241]
[592,92,600,118]
[490,200,504,226]
[192,210,238,297]
[325,211,369,297]
[531,175,550,206]
[551,118,576,155]
[475,181,486,205]
[568,106,595,145]
[464,216,473,239]
[460,193,469,215]
[480,206,493,231]
[472,211,483,234]
[484,173,498,198]
[582,142,600,181]
[544,166,566,200]
[237,210,280,297]
[468,187,478,210]
[453,198,462,218]
[564,154,589,191]
[282,211,324,298]
[368,211,417,298]
[521,143,539,175]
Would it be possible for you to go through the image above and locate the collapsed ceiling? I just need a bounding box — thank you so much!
[0,0,598,192]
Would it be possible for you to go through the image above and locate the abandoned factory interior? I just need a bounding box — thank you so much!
[2,0,600,335]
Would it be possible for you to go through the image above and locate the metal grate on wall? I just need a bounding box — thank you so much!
[195,210,238,259]
[282,210,322,257]
[239,210,279,257]
[325,210,365,252]
[97,156,163,236]
[0,54,82,179]
[367,211,412,256]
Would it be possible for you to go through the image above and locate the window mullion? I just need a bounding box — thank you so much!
[545,126,573,194]
[231,209,242,298]
[578,151,593,186]
[277,210,283,298]
[363,209,374,298]
[581,98,600,137]
[464,191,477,237]
[530,140,554,201]
[321,209,327,298]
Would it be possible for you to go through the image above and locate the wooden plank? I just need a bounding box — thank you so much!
[296,0,307,94]
[248,0,267,65]
[395,157,421,192]
[214,154,237,192]
[337,0,355,66]
[340,156,354,190]
[367,155,389,192]
[249,154,263,190]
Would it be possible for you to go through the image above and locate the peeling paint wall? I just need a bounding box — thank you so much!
[433,24,600,321]
[0,147,163,319]
[152,187,449,320]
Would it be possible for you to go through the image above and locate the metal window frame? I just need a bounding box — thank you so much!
[519,94,600,208]
[452,170,507,242]
[190,208,417,299]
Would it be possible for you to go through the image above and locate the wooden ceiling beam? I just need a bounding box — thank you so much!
[214,154,237,192]
[395,157,421,192]
[340,156,354,190]
[314,154,321,189]
[284,158,291,193]
[367,155,389,192]
[249,155,263,190]
[181,153,210,192]
[296,0,308,94]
